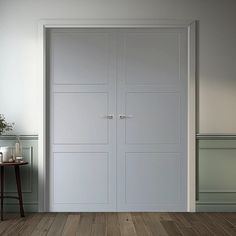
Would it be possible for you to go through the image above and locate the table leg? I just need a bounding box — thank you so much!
[14,166,24,217]
[1,166,4,221]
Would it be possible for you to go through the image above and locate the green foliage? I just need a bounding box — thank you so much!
[0,114,14,135]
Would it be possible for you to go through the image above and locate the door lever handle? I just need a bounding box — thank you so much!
[119,115,133,119]
[101,115,114,119]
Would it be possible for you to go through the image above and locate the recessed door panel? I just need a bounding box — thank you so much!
[51,31,112,85]
[53,92,108,144]
[125,153,181,204]
[124,33,180,85]
[125,92,180,144]
[53,153,108,204]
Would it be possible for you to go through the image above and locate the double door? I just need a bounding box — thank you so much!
[48,28,188,211]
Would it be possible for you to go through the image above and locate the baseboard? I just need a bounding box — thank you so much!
[196,203,236,212]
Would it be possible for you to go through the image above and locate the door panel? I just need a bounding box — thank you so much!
[125,153,181,204]
[51,31,112,85]
[53,153,108,204]
[117,29,188,211]
[125,92,180,144]
[53,92,108,144]
[48,29,116,211]
[124,32,180,85]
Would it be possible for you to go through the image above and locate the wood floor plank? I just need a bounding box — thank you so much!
[142,212,168,236]
[95,212,106,224]
[170,213,200,235]
[175,222,199,236]
[1,214,29,236]
[131,213,150,236]
[106,213,121,236]
[141,213,168,236]
[31,213,56,236]
[46,213,68,236]
[171,213,192,228]
[161,220,183,236]
[207,213,236,236]
[181,213,200,224]
[217,213,236,228]
[18,213,44,235]
[76,213,93,236]
[107,212,119,225]
[222,213,236,227]
[91,223,106,236]
[159,213,172,221]
[118,213,137,236]
[175,213,214,236]
[191,221,214,236]
[62,214,81,236]
[0,214,18,234]
[193,213,231,236]
[90,212,107,236]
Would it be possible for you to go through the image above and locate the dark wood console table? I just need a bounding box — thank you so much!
[0,161,28,220]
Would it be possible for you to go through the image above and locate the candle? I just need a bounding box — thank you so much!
[15,142,20,157]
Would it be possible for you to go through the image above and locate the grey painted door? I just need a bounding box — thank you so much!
[116,29,188,211]
[48,28,188,212]
[48,29,117,211]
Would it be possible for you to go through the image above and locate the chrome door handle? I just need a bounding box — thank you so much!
[119,115,133,119]
[101,114,114,119]
[107,115,114,119]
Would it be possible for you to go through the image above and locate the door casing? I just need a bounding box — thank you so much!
[38,19,196,212]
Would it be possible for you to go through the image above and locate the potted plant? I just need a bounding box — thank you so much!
[0,114,14,135]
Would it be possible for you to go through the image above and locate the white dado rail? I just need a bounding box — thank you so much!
[196,134,236,212]
[0,135,38,212]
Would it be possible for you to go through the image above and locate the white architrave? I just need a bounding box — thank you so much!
[38,19,196,212]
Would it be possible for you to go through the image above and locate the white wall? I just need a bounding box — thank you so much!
[0,0,236,134]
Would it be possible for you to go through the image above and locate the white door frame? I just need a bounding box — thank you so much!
[38,19,196,212]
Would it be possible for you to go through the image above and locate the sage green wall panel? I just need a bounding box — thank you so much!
[0,135,38,212]
[199,192,236,202]
[197,139,236,212]
[197,204,236,212]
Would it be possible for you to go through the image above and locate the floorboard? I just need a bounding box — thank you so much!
[0,212,236,236]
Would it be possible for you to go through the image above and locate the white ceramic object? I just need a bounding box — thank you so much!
[0,147,13,162]
[16,156,23,163]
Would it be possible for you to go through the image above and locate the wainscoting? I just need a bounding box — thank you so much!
[196,135,236,212]
[1,134,235,212]
[0,135,38,212]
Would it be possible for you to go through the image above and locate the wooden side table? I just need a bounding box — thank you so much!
[0,161,28,221]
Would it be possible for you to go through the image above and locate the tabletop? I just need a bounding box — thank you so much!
[0,161,28,167]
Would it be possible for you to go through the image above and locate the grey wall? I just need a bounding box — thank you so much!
[0,0,236,134]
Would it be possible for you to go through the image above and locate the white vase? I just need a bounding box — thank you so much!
[0,146,13,162]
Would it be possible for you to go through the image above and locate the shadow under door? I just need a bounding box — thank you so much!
[47,28,188,212]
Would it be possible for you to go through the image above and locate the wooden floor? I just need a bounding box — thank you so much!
[0,212,236,235]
